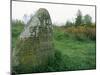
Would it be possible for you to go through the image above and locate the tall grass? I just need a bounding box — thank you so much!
[65,25,96,41]
[53,26,96,71]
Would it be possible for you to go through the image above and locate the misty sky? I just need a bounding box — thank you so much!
[12,1,95,25]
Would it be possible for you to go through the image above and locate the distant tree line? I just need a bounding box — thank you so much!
[65,9,94,27]
[12,19,25,26]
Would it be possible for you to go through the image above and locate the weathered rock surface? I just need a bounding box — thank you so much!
[12,8,54,73]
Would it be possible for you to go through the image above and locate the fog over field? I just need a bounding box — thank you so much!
[12,1,95,25]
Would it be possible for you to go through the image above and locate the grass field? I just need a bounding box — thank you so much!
[53,26,96,71]
[12,21,96,72]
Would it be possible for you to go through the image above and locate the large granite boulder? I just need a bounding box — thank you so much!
[12,8,54,73]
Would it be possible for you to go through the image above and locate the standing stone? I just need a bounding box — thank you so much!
[12,8,54,73]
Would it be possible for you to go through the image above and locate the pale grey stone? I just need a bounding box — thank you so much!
[12,8,54,73]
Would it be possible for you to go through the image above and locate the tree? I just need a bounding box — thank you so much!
[75,10,82,26]
[65,20,73,27]
[12,19,25,27]
[83,14,92,25]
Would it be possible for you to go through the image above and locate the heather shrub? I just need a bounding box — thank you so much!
[65,25,96,41]
[85,27,96,40]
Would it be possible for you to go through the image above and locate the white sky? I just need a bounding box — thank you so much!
[12,1,95,25]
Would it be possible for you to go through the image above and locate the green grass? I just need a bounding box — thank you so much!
[53,26,96,70]
[12,21,96,73]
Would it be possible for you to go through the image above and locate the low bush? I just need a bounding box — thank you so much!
[65,25,96,41]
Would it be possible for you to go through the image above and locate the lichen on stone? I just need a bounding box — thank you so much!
[12,8,54,73]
